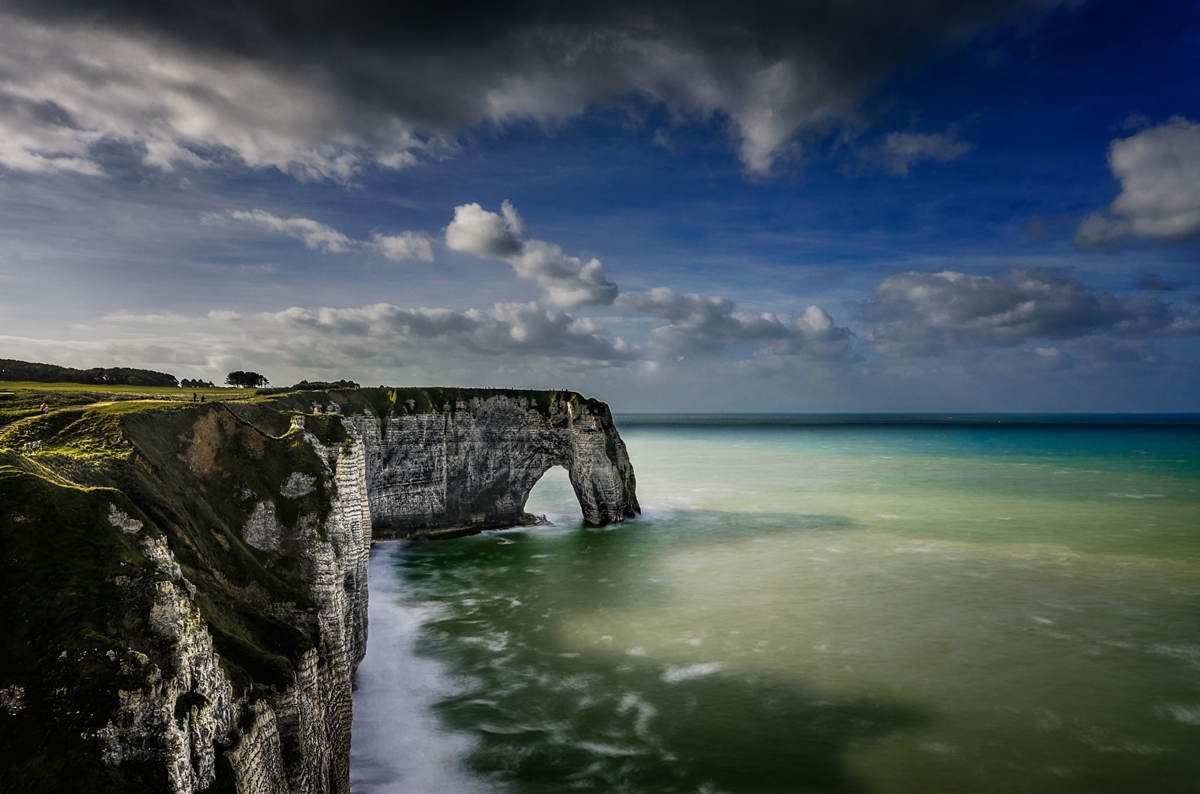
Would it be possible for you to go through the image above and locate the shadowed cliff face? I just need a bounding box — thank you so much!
[0,387,638,793]
[0,400,371,794]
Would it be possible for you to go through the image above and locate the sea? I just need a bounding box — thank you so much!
[349,415,1200,794]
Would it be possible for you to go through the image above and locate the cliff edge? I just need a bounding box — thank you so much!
[0,387,638,793]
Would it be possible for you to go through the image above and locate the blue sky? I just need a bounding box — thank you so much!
[1,0,1198,411]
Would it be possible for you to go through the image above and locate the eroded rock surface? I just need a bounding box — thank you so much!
[345,393,639,537]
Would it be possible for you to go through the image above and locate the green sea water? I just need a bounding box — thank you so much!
[350,417,1200,794]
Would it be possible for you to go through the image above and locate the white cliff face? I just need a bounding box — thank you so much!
[100,508,238,794]
[97,423,372,794]
[292,427,372,791]
[345,394,639,537]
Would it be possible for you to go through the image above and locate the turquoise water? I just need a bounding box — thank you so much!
[350,417,1200,794]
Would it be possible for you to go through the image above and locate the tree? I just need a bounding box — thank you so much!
[292,379,360,390]
[225,371,269,388]
[0,358,177,387]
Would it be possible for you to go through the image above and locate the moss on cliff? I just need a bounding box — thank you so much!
[0,467,170,792]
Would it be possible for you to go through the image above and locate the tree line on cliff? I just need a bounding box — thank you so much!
[0,358,179,387]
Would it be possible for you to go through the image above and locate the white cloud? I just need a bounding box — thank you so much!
[444,202,523,257]
[615,286,712,321]
[861,129,972,175]
[617,287,852,361]
[102,310,193,326]
[445,202,618,306]
[373,232,434,262]
[1075,117,1200,248]
[857,268,1193,357]
[208,302,637,365]
[508,242,618,307]
[791,304,858,358]
[24,300,637,385]
[229,210,355,253]
[226,209,433,261]
[0,93,105,176]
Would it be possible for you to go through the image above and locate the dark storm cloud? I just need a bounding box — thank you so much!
[0,0,1075,178]
[857,269,1199,357]
[1136,273,1176,292]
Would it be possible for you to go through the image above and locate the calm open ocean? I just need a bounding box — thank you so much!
[350,416,1200,794]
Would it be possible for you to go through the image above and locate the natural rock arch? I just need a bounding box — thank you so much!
[522,464,579,520]
[343,392,640,538]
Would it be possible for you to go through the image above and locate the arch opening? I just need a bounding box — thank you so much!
[523,465,582,526]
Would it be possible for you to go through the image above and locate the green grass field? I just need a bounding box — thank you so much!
[0,381,260,429]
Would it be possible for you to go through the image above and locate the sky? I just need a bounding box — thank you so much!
[1,0,1198,412]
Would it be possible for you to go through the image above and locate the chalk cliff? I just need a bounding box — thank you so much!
[340,388,640,537]
[0,387,638,793]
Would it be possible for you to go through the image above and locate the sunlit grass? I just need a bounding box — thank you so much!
[0,380,250,397]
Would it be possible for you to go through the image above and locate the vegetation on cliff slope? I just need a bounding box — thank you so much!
[0,396,348,792]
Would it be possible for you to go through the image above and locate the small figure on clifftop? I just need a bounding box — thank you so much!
[39,402,47,413]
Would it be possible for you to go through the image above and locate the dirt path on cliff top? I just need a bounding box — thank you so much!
[0,401,118,437]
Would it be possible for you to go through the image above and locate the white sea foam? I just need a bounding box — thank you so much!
[1158,703,1200,725]
[1150,644,1200,664]
[350,543,484,794]
[919,742,960,756]
[662,662,723,682]
[617,692,658,740]
[577,741,646,757]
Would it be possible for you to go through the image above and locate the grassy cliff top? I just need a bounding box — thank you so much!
[0,382,254,428]
[1,382,611,439]
[259,385,607,419]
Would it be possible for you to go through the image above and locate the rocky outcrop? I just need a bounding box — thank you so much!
[340,390,640,537]
[0,386,637,793]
